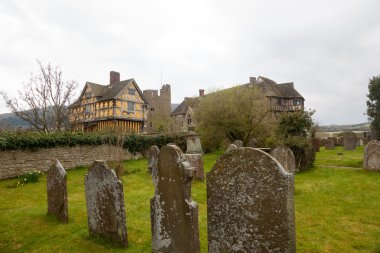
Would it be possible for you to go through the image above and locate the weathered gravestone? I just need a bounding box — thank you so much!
[325,138,335,150]
[150,144,200,253]
[337,137,344,146]
[186,126,204,154]
[207,147,295,253]
[343,131,357,150]
[148,145,160,175]
[185,154,205,181]
[47,160,68,223]
[85,161,128,247]
[270,146,296,173]
[320,138,326,147]
[312,138,320,152]
[233,139,243,148]
[363,140,380,171]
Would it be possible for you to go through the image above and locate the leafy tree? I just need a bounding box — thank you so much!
[275,110,316,171]
[0,60,78,133]
[195,85,276,151]
[366,75,380,139]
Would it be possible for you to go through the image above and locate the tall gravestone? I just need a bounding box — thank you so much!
[270,146,296,173]
[312,138,320,152]
[325,138,335,150]
[363,140,380,171]
[343,131,357,150]
[148,145,160,175]
[85,161,128,247]
[150,144,200,253]
[207,147,295,253]
[47,160,68,223]
[184,154,205,181]
[233,139,243,148]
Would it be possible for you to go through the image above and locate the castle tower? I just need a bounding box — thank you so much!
[143,84,172,133]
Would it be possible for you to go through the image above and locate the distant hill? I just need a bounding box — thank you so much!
[318,123,370,132]
[0,112,31,129]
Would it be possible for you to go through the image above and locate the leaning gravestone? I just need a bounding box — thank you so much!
[47,160,68,223]
[325,138,335,150]
[233,139,243,148]
[85,161,128,247]
[270,146,296,173]
[148,145,160,176]
[363,140,380,171]
[207,147,295,253]
[343,131,357,150]
[150,144,200,253]
[185,154,205,181]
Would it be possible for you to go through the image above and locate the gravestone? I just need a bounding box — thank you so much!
[312,138,320,152]
[248,138,258,148]
[337,137,344,146]
[207,147,295,253]
[186,125,203,154]
[325,138,335,150]
[233,140,243,148]
[331,137,338,145]
[320,138,326,147]
[270,146,296,173]
[363,140,380,171]
[150,145,200,253]
[226,144,238,152]
[343,131,357,150]
[85,161,128,247]
[47,160,68,223]
[148,145,160,176]
[185,154,205,181]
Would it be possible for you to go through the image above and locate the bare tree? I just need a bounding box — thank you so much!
[0,60,78,133]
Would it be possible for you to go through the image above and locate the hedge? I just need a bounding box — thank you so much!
[0,131,186,153]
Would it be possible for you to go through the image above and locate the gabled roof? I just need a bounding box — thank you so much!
[69,79,148,108]
[171,97,199,116]
[250,76,304,99]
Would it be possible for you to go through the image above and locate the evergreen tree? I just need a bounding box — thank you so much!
[366,76,380,139]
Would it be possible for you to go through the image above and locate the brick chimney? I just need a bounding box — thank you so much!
[110,71,120,85]
[199,89,205,97]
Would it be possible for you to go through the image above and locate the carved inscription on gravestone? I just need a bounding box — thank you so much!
[85,161,128,247]
[150,144,200,253]
[207,147,296,253]
[270,146,296,173]
[47,160,68,223]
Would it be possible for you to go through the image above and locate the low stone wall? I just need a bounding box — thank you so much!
[0,145,142,180]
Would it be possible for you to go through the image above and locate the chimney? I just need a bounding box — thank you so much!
[110,71,120,85]
[250,77,256,84]
[199,89,205,97]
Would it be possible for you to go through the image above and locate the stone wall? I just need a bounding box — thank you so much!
[0,145,142,180]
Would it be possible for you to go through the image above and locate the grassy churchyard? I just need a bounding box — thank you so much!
[0,147,379,252]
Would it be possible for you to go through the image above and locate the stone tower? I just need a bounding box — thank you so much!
[143,84,172,133]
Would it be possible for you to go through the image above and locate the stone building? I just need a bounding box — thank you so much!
[171,76,304,132]
[143,84,172,133]
[69,71,149,133]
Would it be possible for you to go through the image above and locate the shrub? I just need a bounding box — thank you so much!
[17,170,44,187]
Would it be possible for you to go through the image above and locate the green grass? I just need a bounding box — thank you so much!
[0,148,379,252]
[315,146,364,168]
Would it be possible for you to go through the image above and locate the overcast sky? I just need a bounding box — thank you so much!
[1,0,379,125]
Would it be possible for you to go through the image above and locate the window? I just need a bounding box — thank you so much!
[85,105,91,113]
[128,102,135,112]
[151,107,154,111]
[150,122,153,127]
[187,116,192,125]
[128,89,135,95]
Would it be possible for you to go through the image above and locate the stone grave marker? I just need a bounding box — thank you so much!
[325,138,335,150]
[47,160,68,223]
[207,147,295,253]
[226,144,238,152]
[343,131,357,150]
[233,139,243,148]
[186,125,204,154]
[363,140,380,171]
[185,154,205,181]
[85,160,128,247]
[270,146,296,173]
[148,145,160,176]
[150,144,200,253]
[312,138,320,152]
[320,138,326,147]
[337,136,344,146]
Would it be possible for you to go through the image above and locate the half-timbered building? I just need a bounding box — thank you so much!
[68,71,148,133]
